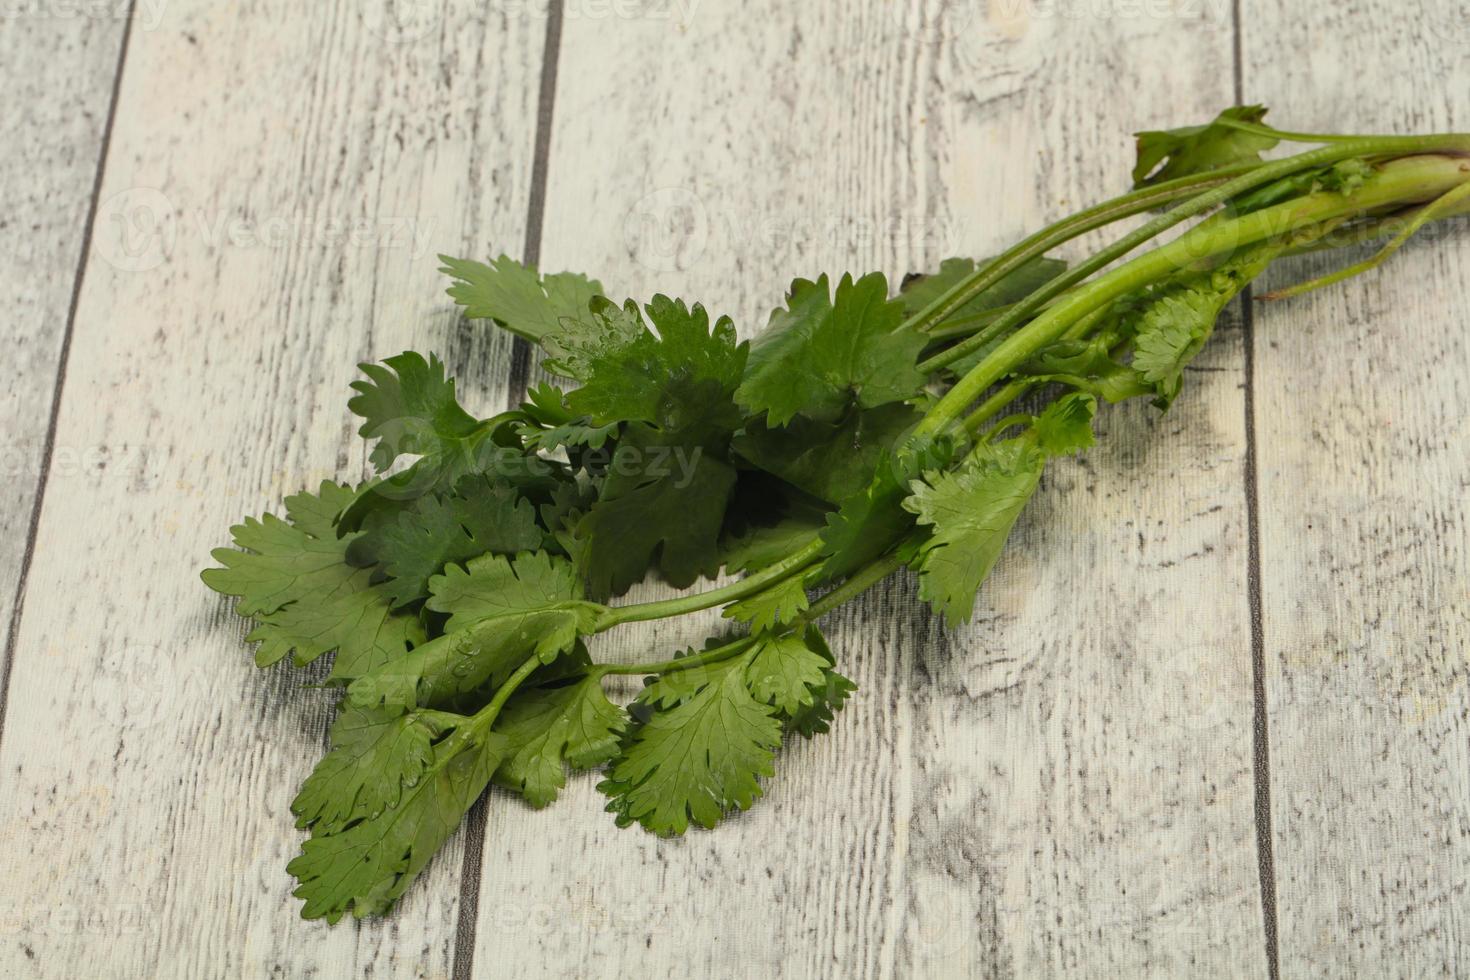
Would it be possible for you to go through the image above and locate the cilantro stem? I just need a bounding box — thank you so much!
[899,165,1264,338]
[914,150,1470,439]
[921,287,1085,346]
[799,554,905,622]
[1260,181,1470,300]
[672,152,1467,634]
[1281,193,1470,256]
[921,299,1047,363]
[920,135,1470,376]
[740,152,1470,643]
[979,413,1033,443]
[1210,117,1366,144]
[468,653,545,734]
[500,145,1470,699]
[952,298,1117,439]
[596,635,758,676]
[592,554,904,678]
[961,381,1034,438]
[591,538,825,631]
[920,302,1017,341]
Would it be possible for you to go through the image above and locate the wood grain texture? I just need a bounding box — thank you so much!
[0,2,543,976]
[467,3,1267,977]
[13,2,1467,976]
[0,11,124,687]
[1242,3,1470,975]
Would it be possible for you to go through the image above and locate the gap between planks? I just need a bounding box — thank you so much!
[451,3,568,978]
[0,4,1290,976]
[446,4,1287,977]
[0,0,138,759]
[1230,0,1283,972]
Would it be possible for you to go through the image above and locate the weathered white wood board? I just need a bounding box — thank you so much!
[467,2,1267,977]
[0,13,124,685]
[0,1,545,976]
[1242,5,1470,975]
[10,0,1470,975]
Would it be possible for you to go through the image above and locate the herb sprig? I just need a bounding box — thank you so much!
[203,108,1470,922]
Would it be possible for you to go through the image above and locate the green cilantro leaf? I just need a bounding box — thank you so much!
[599,645,779,836]
[492,673,627,807]
[347,552,602,712]
[538,477,597,545]
[427,550,601,634]
[572,437,737,599]
[757,625,854,737]
[743,629,831,716]
[202,482,364,618]
[635,630,839,723]
[532,295,749,598]
[785,669,857,738]
[517,383,618,452]
[289,720,504,922]
[1033,392,1098,457]
[358,475,543,608]
[1132,105,1278,187]
[336,426,554,538]
[341,357,565,535]
[203,482,423,679]
[1130,293,1224,404]
[249,584,424,682]
[551,295,747,429]
[732,401,922,505]
[634,647,748,710]
[723,574,810,633]
[720,497,829,574]
[349,352,481,473]
[903,441,1044,627]
[440,254,605,345]
[819,437,954,579]
[1129,245,1278,407]
[291,702,455,834]
[281,484,352,539]
[736,272,927,426]
[600,626,846,836]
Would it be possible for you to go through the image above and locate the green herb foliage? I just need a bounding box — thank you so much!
[202,108,1470,921]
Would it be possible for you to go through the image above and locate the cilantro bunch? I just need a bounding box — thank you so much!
[203,108,1470,922]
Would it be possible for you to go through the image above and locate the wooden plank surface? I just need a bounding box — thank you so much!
[465,3,1267,977]
[0,2,545,976]
[0,12,125,689]
[6,2,1469,977]
[1242,4,1470,975]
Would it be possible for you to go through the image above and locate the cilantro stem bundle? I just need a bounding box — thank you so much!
[203,108,1470,922]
